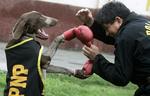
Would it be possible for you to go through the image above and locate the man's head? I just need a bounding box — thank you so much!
[95,1,130,37]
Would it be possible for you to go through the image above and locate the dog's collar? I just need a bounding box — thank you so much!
[5,38,33,50]
[21,33,37,41]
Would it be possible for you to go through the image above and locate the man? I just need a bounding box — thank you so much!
[76,1,150,96]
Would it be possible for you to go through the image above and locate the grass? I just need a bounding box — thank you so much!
[0,71,6,96]
[0,70,137,96]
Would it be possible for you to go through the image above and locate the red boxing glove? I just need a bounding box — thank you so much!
[82,60,93,75]
[74,25,93,47]
[63,28,76,41]
[63,25,93,47]
[73,60,93,79]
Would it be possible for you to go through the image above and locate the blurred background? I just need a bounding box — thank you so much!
[0,0,150,51]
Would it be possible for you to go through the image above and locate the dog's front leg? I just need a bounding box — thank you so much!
[43,35,64,59]
[46,65,74,75]
[41,35,76,76]
[41,57,74,76]
[41,35,64,68]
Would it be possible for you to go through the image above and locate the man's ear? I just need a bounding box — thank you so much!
[115,16,123,25]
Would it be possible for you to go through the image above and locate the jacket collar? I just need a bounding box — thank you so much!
[120,12,138,28]
[115,12,139,38]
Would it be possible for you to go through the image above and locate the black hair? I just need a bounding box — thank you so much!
[95,1,130,24]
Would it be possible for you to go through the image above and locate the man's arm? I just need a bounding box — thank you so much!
[92,36,134,86]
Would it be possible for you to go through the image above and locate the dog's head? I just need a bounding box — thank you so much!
[12,11,58,40]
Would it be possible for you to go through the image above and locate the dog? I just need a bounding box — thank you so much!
[4,11,73,96]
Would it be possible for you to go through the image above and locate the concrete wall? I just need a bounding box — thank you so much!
[0,0,114,53]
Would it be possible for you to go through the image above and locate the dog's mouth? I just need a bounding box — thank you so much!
[36,29,49,40]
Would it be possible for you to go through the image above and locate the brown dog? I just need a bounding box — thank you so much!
[4,11,73,96]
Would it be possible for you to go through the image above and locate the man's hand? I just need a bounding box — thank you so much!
[82,44,100,60]
[75,8,94,27]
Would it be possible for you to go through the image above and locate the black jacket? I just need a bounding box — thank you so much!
[4,38,44,96]
[91,12,150,86]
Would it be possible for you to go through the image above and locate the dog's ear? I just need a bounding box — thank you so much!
[12,17,27,40]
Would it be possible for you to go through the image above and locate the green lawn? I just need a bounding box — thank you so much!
[0,70,137,96]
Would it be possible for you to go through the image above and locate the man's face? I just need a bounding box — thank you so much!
[103,16,123,37]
